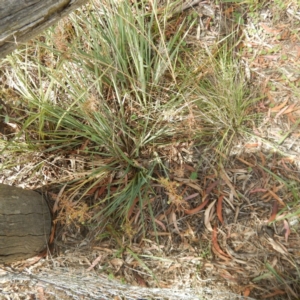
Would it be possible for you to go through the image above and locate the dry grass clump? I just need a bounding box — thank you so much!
[1,0,300,299]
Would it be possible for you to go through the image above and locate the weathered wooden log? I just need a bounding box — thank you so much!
[0,0,88,59]
[0,184,51,263]
[0,266,257,300]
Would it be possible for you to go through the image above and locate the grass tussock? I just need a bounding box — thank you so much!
[193,46,261,155]
[1,0,300,298]
[1,0,261,228]
[1,0,200,227]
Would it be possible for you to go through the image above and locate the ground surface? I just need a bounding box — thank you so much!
[0,1,300,299]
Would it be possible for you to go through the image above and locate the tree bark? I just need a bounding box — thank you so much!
[0,0,88,59]
[0,184,51,263]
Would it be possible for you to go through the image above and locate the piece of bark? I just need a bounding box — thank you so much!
[0,184,51,263]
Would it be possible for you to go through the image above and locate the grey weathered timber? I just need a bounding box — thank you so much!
[0,0,88,59]
[0,184,51,263]
[0,267,257,300]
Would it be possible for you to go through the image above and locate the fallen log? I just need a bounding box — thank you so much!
[0,0,88,59]
[0,265,256,300]
[0,184,51,263]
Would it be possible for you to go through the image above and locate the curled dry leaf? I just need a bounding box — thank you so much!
[52,184,67,213]
[268,190,285,206]
[127,197,139,219]
[110,258,124,272]
[24,254,44,267]
[170,210,180,234]
[211,244,231,262]
[283,219,291,243]
[133,272,147,287]
[184,222,196,239]
[249,188,267,194]
[149,231,171,236]
[204,180,220,198]
[212,226,231,260]
[184,181,203,192]
[266,237,287,255]
[86,183,100,195]
[154,218,166,231]
[165,263,182,273]
[184,180,219,215]
[243,287,251,297]
[217,195,224,224]
[262,290,286,299]
[245,143,259,148]
[97,184,107,197]
[48,222,56,244]
[184,198,209,215]
[204,200,216,231]
[219,269,236,282]
[219,166,239,199]
[270,98,288,112]
[268,201,278,222]
[87,254,102,271]
[184,192,199,201]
